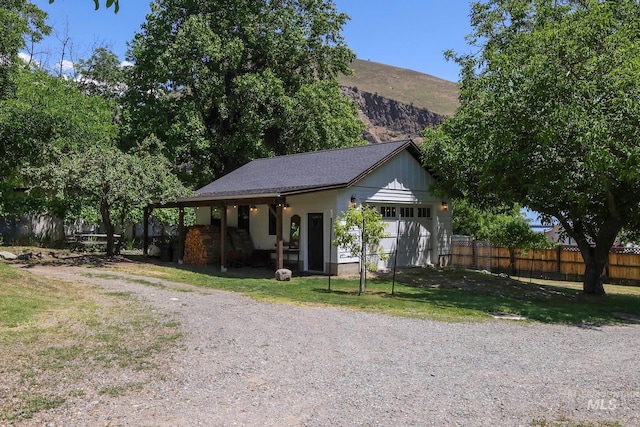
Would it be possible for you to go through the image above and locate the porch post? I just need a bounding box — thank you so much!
[220,203,227,272]
[143,206,150,256]
[178,207,185,263]
[276,202,284,270]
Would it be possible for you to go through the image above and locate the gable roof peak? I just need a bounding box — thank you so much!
[195,139,423,198]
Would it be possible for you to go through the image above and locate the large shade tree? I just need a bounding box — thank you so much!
[75,47,126,101]
[123,0,365,188]
[1,65,187,255]
[422,0,640,295]
[0,68,115,217]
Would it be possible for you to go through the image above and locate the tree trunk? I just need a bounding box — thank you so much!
[508,248,516,277]
[558,215,622,296]
[582,252,607,296]
[100,199,116,257]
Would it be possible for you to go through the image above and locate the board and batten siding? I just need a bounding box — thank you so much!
[338,149,451,269]
[350,149,436,204]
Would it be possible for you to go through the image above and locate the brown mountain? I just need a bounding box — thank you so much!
[339,59,459,143]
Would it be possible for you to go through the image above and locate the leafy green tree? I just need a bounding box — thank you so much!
[451,199,486,237]
[0,0,49,99]
[0,65,186,255]
[75,47,125,101]
[451,200,551,275]
[479,213,552,277]
[333,205,388,295]
[35,137,189,256]
[422,0,640,295]
[0,68,116,217]
[124,0,364,188]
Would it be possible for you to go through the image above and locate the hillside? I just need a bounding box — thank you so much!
[342,86,446,144]
[339,59,459,117]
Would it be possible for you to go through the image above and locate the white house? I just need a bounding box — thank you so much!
[147,140,451,275]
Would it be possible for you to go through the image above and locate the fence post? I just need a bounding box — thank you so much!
[472,239,477,270]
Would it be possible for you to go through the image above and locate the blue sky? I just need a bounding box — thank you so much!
[32,0,474,82]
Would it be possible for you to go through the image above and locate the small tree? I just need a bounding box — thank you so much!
[34,136,189,256]
[333,205,388,295]
[479,213,552,276]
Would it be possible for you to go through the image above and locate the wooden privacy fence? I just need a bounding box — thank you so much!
[451,238,640,286]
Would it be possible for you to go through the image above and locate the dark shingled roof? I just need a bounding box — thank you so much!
[195,140,421,198]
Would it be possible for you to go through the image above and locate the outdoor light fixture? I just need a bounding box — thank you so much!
[250,205,257,211]
[441,201,448,211]
[350,194,357,207]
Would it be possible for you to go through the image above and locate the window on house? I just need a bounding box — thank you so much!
[268,204,276,235]
[417,207,431,218]
[379,206,396,218]
[400,207,414,218]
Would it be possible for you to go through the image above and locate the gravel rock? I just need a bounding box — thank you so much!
[275,268,292,281]
[24,265,640,426]
[0,251,18,260]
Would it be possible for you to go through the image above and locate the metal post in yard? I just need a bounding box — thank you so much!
[359,215,365,295]
[392,212,401,296]
[328,209,333,291]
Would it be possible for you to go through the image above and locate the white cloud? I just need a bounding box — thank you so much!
[18,52,42,68]
[18,52,32,63]
[120,60,134,68]
[55,59,75,73]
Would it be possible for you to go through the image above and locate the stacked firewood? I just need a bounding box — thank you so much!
[183,227,208,266]
[182,225,221,266]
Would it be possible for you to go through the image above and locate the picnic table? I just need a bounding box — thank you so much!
[66,233,121,250]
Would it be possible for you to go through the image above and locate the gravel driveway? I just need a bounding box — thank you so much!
[22,265,640,426]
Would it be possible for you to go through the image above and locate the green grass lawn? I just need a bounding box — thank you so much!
[108,261,640,325]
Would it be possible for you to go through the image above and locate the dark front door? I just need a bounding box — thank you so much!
[307,212,324,271]
[238,205,250,233]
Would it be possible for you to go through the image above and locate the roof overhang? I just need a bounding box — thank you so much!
[150,193,286,209]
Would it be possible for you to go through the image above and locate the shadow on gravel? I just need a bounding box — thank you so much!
[125,254,276,280]
[18,253,127,269]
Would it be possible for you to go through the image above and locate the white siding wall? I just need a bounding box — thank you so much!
[353,150,436,204]
[195,206,211,225]
[246,190,339,272]
[194,205,240,228]
[434,203,453,265]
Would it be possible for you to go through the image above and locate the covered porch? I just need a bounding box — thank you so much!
[143,195,293,272]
